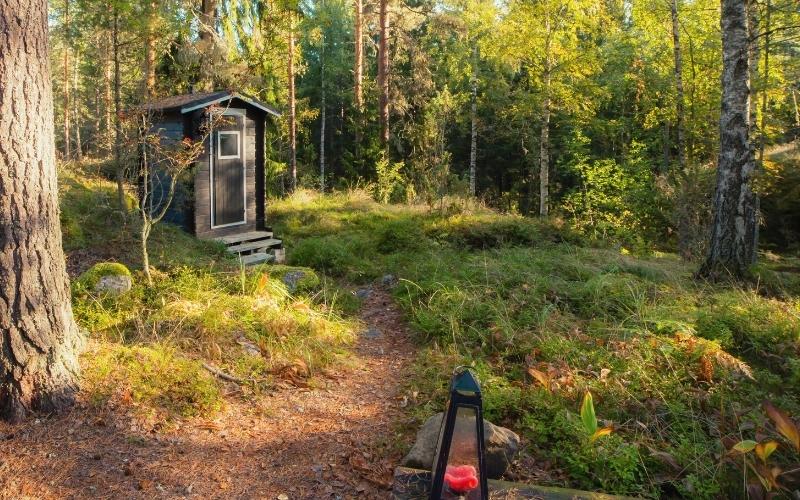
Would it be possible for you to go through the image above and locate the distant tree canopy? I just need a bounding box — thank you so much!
[49,0,800,252]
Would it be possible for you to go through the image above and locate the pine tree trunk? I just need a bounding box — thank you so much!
[63,0,71,160]
[104,32,113,153]
[199,0,218,91]
[113,10,125,210]
[378,0,390,154]
[142,1,157,99]
[353,0,363,161]
[288,13,297,191]
[698,0,758,279]
[320,13,326,192]
[0,0,82,422]
[354,0,363,112]
[73,55,83,162]
[469,47,478,197]
[539,71,551,217]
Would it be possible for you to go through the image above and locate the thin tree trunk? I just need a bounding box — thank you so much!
[288,12,297,191]
[0,0,82,422]
[698,0,758,279]
[113,10,125,209]
[469,46,478,197]
[539,70,551,217]
[793,87,800,129]
[354,0,363,113]
[142,1,157,99]
[670,0,687,173]
[671,0,693,260]
[63,0,71,160]
[353,0,363,161]
[320,11,326,192]
[73,54,83,162]
[757,0,770,164]
[378,0,389,154]
[104,30,113,153]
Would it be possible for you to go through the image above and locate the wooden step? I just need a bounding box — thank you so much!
[239,252,275,266]
[215,230,274,246]
[227,238,282,254]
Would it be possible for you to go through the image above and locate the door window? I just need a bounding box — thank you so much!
[217,131,240,159]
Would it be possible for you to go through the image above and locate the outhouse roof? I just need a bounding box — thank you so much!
[142,90,281,117]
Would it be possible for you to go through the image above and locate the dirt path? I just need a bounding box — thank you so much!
[0,286,416,499]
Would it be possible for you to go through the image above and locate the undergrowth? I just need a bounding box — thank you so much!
[271,189,800,499]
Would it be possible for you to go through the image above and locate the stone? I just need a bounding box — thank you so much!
[381,274,398,287]
[94,274,132,295]
[363,327,382,339]
[401,412,520,479]
[282,271,307,293]
[355,287,372,299]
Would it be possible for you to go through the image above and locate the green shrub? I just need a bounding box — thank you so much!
[376,218,428,253]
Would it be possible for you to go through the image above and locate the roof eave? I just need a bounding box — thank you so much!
[180,92,281,117]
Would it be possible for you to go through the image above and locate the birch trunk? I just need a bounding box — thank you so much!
[0,0,82,422]
[539,70,551,217]
[698,0,758,279]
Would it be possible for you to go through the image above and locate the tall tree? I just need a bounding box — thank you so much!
[353,0,363,114]
[63,0,72,159]
[378,0,390,153]
[142,0,158,98]
[288,11,298,190]
[0,0,82,422]
[320,0,327,191]
[199,0,218,90]
[469,45,478,197]
[698,0,758,279]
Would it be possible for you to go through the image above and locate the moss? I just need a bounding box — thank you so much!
[75,262,132,290]
[83,343,221,418]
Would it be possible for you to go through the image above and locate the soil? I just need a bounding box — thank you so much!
[0,287,417,499]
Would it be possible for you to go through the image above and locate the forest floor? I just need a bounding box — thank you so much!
[0,287,415,499]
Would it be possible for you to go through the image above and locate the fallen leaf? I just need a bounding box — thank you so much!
[764,401,800,451]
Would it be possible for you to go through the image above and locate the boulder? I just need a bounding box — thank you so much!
[95,274,132,295]
[381,274,398,287]
[77,262,133,296]
[401,412,520,479]
[282,270,307,293]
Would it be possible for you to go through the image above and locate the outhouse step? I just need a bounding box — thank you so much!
[227,238,282,254]
[215,230,274,246]
[239,252,275,266]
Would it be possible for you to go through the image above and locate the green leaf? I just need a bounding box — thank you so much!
[732,440,758,453]
[581,391,597,435]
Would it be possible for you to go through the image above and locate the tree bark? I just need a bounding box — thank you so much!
[757,0,770,165]
[199,0,218,91]
[320,10,326,192]
[670,0,687,173]
[73,54,83,162]
[142,1,157,99]
[0,0,82,422]
[354,0,363,113]
[288,12,297,191]
[469,46,478,197]
[698,0,758,279]
[113,10,125,210]
[63,0,71,160]
[103,29,113,153]
[792,86,800,130]
[378,0,390,154]
[539,70,551,217]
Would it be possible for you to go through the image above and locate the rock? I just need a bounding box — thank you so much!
[94,274,132,295]
[363,327,382,339]
[282,271,307,293]
[381,274,398,287]
[401,412,520,479]
[355,287,372,299]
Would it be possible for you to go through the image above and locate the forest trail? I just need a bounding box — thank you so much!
[0,286,417,499]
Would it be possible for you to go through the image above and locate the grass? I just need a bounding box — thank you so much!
[270,189,800,499]
[61,164,360,421]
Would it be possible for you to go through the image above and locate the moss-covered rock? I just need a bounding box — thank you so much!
[76,262,133,295]
[264,265,321,293]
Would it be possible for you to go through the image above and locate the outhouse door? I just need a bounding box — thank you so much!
[211,110,246,228]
